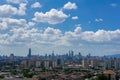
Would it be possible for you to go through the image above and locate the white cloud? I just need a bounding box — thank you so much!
[0,18,120,46]
[28,22,35,27]
[72,16,78,20]
[0,18,62,45]
[32,9,68,24]
[95,18,103,22]
[7,0,28,4]
[9,27,37,43]
[0,18,28,30]
[0,5,17,17]
[82,29,120,44]
[63,27,120,45]
[31,2,42,8]
[0,4,26,17]
[63,2,77,10]
[8,27,62,45]
[0,22,8,30]
[43,27,62,41]
[0,34,10,44]
[17,3,27,15]
[110,3,117,7]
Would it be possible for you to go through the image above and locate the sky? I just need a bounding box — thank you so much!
[0,0,120,56]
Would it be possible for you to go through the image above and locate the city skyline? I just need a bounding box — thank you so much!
[0,0,120,56]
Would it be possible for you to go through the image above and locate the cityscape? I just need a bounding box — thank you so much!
[0,48,120,80]
[0,0,120,80]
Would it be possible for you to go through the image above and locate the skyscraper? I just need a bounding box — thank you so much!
[28,48,31,58]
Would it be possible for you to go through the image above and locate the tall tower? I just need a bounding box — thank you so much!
[28,48,31,58]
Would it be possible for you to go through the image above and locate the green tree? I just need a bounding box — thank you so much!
[84,73,93,78]
[0,75,4,79]
[22,68,30,73]
[23,73,33,78]
[22,68,33,78]
[96,74,108,80]
[10,69,17,75]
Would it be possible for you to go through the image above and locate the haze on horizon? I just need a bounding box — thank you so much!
[0,0,120,56]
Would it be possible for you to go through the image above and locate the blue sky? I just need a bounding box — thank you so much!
[0,0,120,56]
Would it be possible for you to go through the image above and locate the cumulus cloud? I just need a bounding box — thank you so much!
[0,4,26,17]
[0,5,17,17]
[28,22,35,27]
[31,2,42,8]
[17,3,27,15]
[0,18,62,45]
[4,27,62,45]
[0,22,8,30]
[63,2,77,10]
[0,17,120,46]
[9,27,38,44]
[63,27,120,45]
[43,27,62,41]
[0,34,10,44]
[72,16,78,20]
[32,9,68,24]
[0,18,28,30]
[82,29,120,44]
[7,0,28,4]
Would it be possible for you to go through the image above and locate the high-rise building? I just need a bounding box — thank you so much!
[28,48,31,58]
[9,53,15,59]
[69,50,74,57]
[82,58,89,69]
[52,51,55,58]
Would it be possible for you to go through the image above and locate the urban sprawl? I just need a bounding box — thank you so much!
[0,48,120,80]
